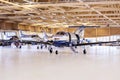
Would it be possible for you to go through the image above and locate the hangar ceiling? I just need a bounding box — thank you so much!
[0,0,120,28]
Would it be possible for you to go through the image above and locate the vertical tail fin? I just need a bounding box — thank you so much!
[69,25,100,38]
[74,27,84,38]
[69,25,85,38]
[18,30,24,37]
[42,31,49,41]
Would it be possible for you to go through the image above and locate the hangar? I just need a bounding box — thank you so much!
[0,0,120,80]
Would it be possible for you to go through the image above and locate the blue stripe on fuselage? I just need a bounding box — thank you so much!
[53,41,70,47]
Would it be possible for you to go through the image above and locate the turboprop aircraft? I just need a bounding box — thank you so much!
[18,30,43,45]
[0,30,42,47]
[0,30,20,46]
[0,30,52,47]
[36,25,120,54]
[1,26,119,54]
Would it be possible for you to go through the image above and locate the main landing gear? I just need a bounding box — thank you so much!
[48,47,59,55]
[19,45,22,48]
[37,44,43,49]
[83,49,87,54]
[37,46,39,49]
[55,50,58,55]
[49,48,53,54]
[13,42,22,49]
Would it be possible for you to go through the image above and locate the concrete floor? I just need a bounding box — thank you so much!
[0,46,120,80]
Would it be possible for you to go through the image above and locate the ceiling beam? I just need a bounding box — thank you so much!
[77,0,120,26]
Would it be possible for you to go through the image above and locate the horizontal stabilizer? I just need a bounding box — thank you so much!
[69,25,100,28]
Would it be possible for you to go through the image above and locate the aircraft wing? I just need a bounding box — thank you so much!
[1,39,119,47]
[74,41,120,46]
[20,40,52,45]
[26,40,119,46]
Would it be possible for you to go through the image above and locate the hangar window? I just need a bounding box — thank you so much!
[97,36,109,42]
[86,35,120,42]
[110,35,120,41]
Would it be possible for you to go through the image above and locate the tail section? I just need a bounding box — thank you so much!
[42,31,53,42]
[74,27,84,38]
[42,31,49,41]
[18,30,24,37]
[18,30,31,38]
[69,25,100,38]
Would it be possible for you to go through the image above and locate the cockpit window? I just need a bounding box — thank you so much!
[56,31,67,35]
[10,36,19,40]
[31,35,39,38]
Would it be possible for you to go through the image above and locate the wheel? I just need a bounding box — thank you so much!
[41,45,43,49]
[49,48,53,54]
[55,50,58,55]
[83,49,86,54]
[45,45,47,48]
[19,45,22,48]
[75,46,77,48]
[37,46,39,49]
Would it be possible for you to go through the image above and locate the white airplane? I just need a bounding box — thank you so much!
[1,26,119,54]
[0,30,52,48]
[0,30,42,47]
[39,31,53,42]
[0,30,21,47]
[18,30,43,44]
[37,25,119,54]
[18,30,53,49]
[42,26,91,54]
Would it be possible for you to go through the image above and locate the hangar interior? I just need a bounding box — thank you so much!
[0,0,120,80]
[0,0,120,40]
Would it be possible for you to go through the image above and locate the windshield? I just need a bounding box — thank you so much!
[56,31,67,36]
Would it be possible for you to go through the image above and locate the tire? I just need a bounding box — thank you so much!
[37,46,39,49]
[83,49,86,54]
[49,48,53,54]
[19,45,22,48]
[55,50,58,55]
